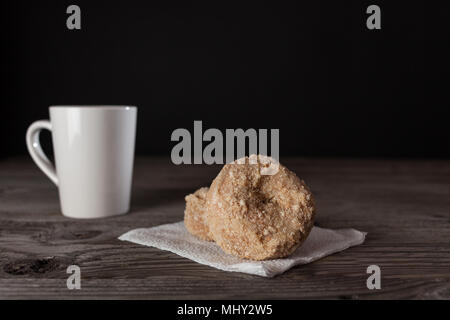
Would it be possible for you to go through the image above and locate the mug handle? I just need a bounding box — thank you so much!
[26,120,58,186]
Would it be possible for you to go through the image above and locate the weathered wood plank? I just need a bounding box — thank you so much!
[0,157,449,299]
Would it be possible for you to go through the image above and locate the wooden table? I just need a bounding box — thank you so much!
[0,157,449,299]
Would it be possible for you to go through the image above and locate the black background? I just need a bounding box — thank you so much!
[1,1,448,159]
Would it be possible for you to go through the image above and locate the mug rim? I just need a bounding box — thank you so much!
[49,105,137,110]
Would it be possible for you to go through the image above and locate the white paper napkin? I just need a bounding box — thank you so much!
[119,221,366,277]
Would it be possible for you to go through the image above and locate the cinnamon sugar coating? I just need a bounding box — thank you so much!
[205,155,315,260]
[184,187,213,241]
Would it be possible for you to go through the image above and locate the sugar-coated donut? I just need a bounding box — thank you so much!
[184,187,213,241]
[205,155,315,260]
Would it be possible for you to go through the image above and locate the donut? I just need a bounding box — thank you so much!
[184,187,213,241]
[205,155,315,260]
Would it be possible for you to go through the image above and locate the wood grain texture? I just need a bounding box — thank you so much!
[0,157,449,299]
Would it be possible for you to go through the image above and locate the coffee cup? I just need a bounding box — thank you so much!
[26,105,137,219]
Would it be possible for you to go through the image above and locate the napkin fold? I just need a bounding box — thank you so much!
[119,221,366,277]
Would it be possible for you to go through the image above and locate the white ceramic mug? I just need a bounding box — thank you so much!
[26,106,137,219]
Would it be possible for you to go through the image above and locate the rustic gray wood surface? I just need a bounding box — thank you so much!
[0,157,449,299]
